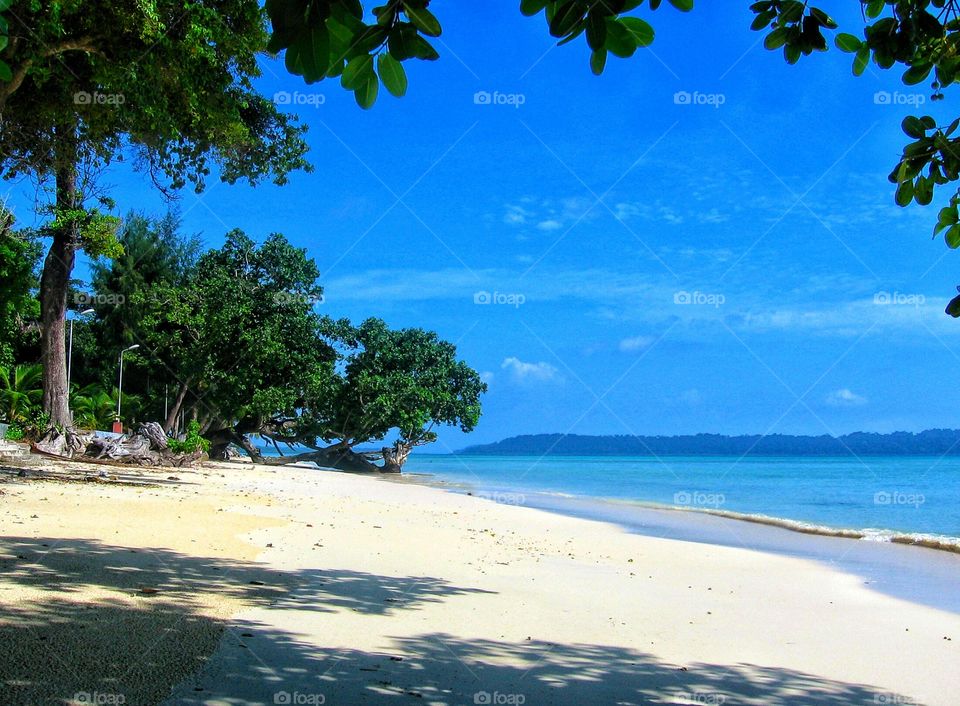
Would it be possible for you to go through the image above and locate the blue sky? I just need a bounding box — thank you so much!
[7,3,960,449]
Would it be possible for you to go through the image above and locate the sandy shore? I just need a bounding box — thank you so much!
[1,460,958,705]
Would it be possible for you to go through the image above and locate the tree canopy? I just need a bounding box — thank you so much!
[86,226,486,471]
[0,0,311,429]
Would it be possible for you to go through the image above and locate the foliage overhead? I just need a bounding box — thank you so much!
[263,0,694,108]
[0,0,310,193]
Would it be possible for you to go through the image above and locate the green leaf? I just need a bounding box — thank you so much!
[520,0,548,16]
[946,293,960,317]
[809,7,837,29]
[853,45,870,76]
[902,116,926,139]
[590,47,607,75]
[341,54,374,90]
[620,17,654,47]
[355,75,380,109]
[604,17,637,57]
[903,64,932,86]
[0,0,11,11]
[946,224,960,248]
[300,26,330,83]
[284,42,302,75]
[764,27,787,50]
[550,1,584,38]
[0,36,7,52]
[404,4,442,37]
[586,11,607,51]
[834,33,861,53]
[0,61,10,83]
[411,35,440,60]
[668,0,694,11]
[895,179,914,207]
[377,53,407,97]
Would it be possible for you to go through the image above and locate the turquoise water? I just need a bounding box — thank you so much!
[403,454,960,542]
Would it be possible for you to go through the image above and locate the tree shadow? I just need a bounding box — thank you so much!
[0,536,926,706]
[0,536,493,705]
[164,626,922,706]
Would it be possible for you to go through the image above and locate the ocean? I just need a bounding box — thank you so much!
[402,454,960,545]
[396,454,960,612]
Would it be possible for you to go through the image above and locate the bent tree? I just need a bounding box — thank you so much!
[0,1,309,430]
[91,230,485,471]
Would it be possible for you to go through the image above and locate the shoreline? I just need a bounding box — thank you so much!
[393,469,960,614]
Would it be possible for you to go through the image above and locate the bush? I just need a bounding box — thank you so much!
[4,423,24,441]
[168,420,210,455]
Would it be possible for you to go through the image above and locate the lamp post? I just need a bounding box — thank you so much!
[67,308,95,396]
[116,344,140,431]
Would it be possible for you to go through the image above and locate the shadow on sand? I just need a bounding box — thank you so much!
[0,536,922,706]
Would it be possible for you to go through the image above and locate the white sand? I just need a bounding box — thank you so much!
[2,460,958,705]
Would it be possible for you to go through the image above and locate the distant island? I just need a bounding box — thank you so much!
[460,429,960,456]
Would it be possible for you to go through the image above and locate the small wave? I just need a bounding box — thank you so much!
[664,505,960,554]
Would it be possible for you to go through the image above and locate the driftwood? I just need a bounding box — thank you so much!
[37,422,202,467]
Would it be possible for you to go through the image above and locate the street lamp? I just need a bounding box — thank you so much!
[67,308,95,395]
[116,344,140,425]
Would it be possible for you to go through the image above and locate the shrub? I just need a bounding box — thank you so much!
[168,420,210,455]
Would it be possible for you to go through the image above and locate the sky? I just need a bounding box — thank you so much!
[6,3,960,450]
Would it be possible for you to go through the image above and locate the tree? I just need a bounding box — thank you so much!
[0,1,310,429]
[0,207,41,369]
[89,227,486,471]
[0,363,42,425]
[311,318,486,472]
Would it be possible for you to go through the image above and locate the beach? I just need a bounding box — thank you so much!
[1,460,959,706]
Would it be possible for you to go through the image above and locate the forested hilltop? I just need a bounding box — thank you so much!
[460,430,960,457]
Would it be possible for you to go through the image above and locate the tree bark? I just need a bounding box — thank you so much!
[163,380,190,434]
[381,442,413,473]
[258,446,381,473]
[40,123,80,429]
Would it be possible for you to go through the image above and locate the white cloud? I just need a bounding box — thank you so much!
[826,388,867,407]
[536,219,563,231]
[619,335,655,353]
[679,388,702,406]
[501,357,559,383]
[480,371,495,385]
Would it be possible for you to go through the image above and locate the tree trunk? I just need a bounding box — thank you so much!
[258,445,382,473]
[381,442,413,474]
[163,380,190,434]
[40,124,80,429]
